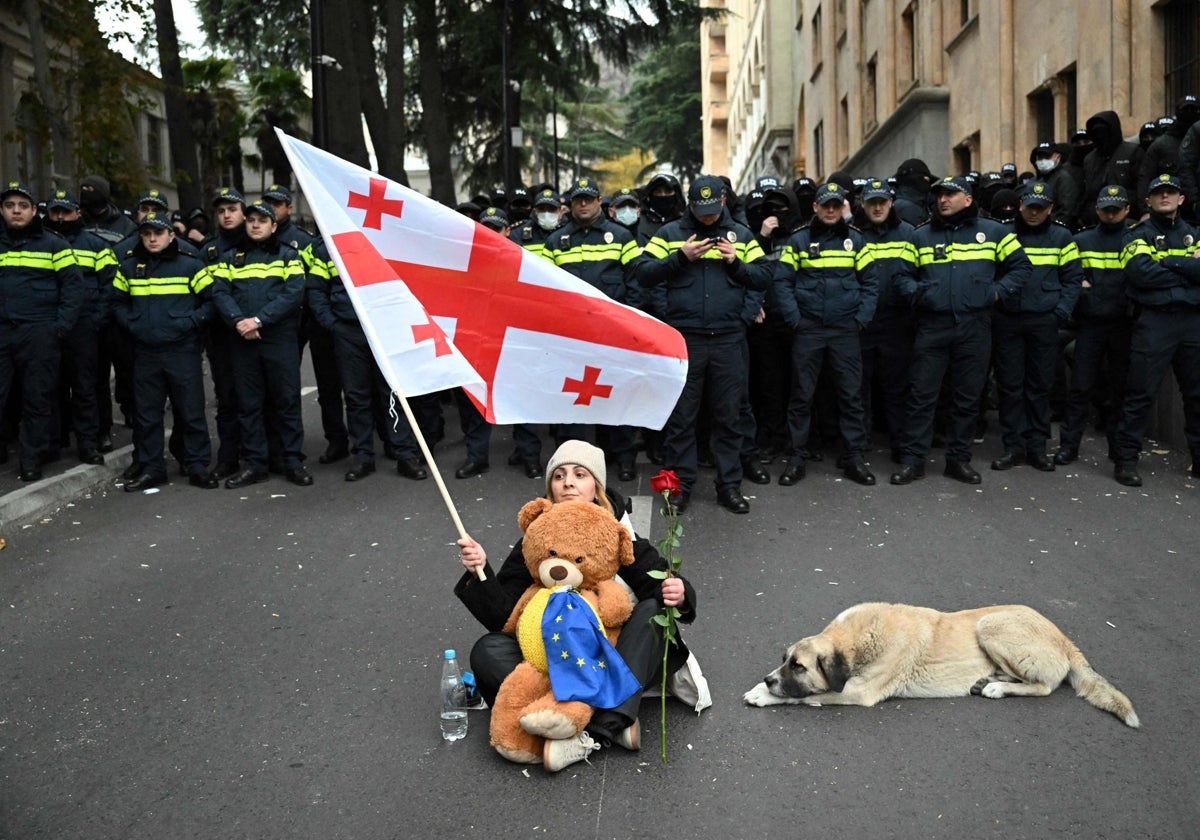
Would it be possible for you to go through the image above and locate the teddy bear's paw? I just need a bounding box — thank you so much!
[493,744,542,765]
[520,709,580,740]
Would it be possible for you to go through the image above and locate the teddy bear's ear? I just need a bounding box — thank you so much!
[517,497,554,532]
[617,524,635,567]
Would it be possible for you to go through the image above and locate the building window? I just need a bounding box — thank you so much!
[836,0,847,42]
[899,3,917,87]
[1030,87,1055,144]
[812,5,823,69]
[795,0,804,30]
[813,120,825,179]
[1163,0,1199,111]
[865,54,878,131]
[145,114,164,174]
[1062,67,1077,135]
[954,144,972,175]
[838,96,850,160]
[960,0,973,26]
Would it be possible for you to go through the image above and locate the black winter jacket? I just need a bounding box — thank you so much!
[0,215,85,333]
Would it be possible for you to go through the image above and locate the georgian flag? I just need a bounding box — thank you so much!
[278,131,688,427]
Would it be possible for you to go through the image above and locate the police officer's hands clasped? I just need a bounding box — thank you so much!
[235,317,261,340]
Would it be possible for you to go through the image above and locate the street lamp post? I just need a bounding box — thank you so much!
[311,0,327,149]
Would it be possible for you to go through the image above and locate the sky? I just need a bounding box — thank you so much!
[97,0,206,66]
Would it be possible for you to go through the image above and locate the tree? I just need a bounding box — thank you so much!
[247,67,309,186]
[624,23,704,182]
[182,58,247,196]
[153,0,203,208]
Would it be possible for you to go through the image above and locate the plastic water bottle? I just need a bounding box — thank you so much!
[440,649,468,741]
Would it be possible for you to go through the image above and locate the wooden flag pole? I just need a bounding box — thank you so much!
[393,389,487,581]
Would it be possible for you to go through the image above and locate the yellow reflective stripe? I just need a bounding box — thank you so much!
[855,248,875,271]
[552,242,626,265]
[915,244,999,266]
[1120,239,1188,264]
[123,275,196,296]
[619,239,641,266]
[224,259,305,282]
[865,241,910,260]
[996,233,1022,261]
[797,252,858,269]
[643,236,762,263]
[1078,250,1123,270]
[1024,247,1067,267]
[0,249,73,270]
[643,237,673,259]
[112,272,129,293]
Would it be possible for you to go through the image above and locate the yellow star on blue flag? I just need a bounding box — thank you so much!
[542,589,641,707]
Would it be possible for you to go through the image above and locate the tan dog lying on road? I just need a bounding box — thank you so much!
[743,602,1139,727]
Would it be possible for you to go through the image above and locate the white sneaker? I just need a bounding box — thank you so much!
[543,731,601,773]
[613,719,641,751]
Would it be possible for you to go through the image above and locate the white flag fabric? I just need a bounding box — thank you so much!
[278,130,688,428]
[281,134,483,400]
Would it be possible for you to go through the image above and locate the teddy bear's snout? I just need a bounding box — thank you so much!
[549,565,569,581]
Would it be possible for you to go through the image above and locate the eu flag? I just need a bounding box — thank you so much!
[542,588,642,708]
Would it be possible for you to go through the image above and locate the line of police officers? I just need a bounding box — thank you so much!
[459,162,1200,512]
[5,162,1199,507]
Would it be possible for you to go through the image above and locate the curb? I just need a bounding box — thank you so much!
[0,445,134,534]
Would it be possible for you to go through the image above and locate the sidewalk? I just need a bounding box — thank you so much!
[0,429,134,535]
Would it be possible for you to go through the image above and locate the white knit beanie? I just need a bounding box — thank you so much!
[545,440,607,492]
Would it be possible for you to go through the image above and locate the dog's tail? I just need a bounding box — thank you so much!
[1067,648,1140,728]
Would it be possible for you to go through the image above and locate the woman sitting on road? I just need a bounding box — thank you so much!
[455,440,703,771]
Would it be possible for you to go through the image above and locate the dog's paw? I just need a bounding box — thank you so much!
[743,682,774,706]
[801,698,824,707]
[970,677,989,696]
[980,682,1007,699]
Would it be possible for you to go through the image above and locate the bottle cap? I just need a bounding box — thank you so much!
[444,649,456,659]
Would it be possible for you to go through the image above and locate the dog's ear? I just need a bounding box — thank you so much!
[817,650,850,693]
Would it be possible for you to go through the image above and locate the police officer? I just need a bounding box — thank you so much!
[506,186,533,225]
[890,175,1032,486]
[110,211,217,490]
[637,172,685,243]
[508,189,561,258]
[607,188,642,240]
[1110,174,1200,486]
[1056,186,1135,465]
[773,182,878,486]
[208,201,310,488]
[199,187,247,477]
[42,189,117,465]
[304,238,430,482]
[265,183,349,466]
[78,174,136,244]
[892,159,935,226]
[992,181,1082,472]
[0,180,85,480]
[1081,111,1145,227]
[1030,142,1081,230]
[637,175,772,513]
[542,177,644,481]
[857,178,918,463]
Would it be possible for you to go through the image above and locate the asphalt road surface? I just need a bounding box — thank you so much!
[2,392,1197,840]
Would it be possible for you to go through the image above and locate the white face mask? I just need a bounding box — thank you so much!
[536,211,559,231]
[614,206,638,226]
[1035,158,1057,174]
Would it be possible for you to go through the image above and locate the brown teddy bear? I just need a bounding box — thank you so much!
[489,498,639,765]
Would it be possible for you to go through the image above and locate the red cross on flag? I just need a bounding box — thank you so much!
[279,131,688,428]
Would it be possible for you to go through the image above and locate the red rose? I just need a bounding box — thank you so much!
[649,469,681,497]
